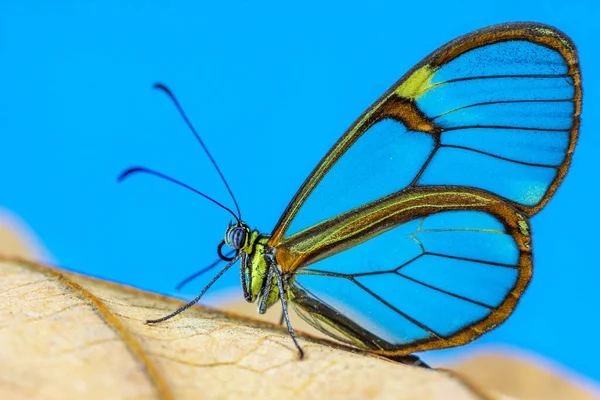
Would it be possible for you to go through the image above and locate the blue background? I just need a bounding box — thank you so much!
[1,0,598,382]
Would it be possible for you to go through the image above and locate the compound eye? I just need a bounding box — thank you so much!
[227,227,247,249]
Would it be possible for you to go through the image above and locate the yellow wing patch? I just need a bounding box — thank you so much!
[394,64,439,100]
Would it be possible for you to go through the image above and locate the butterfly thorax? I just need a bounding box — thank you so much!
[224,223,280,313]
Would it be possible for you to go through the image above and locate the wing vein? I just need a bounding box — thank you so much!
[395,271,494,309]
[297,269,354,278]
[443,125,570,132]
[421,252,520,269]
[409,145,440,186]
[432,98,574,120]
[351,278,444,339]
[417,228,506,234]
[439,144,560,168]
[429,73,572,89]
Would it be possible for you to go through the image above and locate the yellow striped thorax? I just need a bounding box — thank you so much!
[224,222,279,313]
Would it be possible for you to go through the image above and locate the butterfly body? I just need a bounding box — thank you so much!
[228,225,280,311]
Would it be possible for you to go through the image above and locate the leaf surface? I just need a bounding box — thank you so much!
[0,255,496,400]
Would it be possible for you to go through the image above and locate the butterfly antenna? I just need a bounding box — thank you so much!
[119,167,240,223]
[153,83,242,220]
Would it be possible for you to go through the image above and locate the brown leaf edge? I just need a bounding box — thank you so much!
[0,254,498,400]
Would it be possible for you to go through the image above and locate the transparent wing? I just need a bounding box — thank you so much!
[269,23,579,355]
[289,207,532,355]
[269,23,580,245]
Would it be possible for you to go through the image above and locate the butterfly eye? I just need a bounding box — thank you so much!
[226,226,247,249]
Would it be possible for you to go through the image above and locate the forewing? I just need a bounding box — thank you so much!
[269,23,580,245]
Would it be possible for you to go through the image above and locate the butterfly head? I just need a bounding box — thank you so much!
[224,221,251,251]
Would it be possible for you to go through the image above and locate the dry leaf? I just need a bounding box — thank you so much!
[0,255,497,400]
[453,354,600,400]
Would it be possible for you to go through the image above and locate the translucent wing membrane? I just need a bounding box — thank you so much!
[286,120,436,236]
[268,23,579,355]
[270,23,580,244]
[415,40,577,207]
[289,208,531,354]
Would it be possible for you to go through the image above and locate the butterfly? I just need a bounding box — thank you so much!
[120,22,581,365]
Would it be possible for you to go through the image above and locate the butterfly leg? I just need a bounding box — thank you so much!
[146,254,241,324]
[271,263,305,360]
[257,265,275,314]
[278,310,285,326]
[239,253,253,302]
